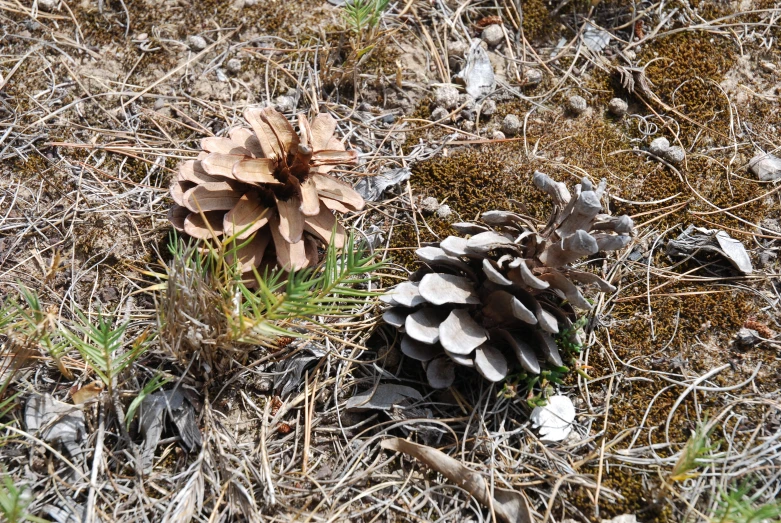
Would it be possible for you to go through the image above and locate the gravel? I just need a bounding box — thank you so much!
[501,114,521,136]
[226,58,242,74]
[523,68,543,87]
[481,25,504,47]
[608,98,628,117]
[568,95,587,116]
[649,137,670,157]
[434,84,460,110]
[187,35,207,51]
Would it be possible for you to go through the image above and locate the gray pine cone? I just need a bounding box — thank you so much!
[382,173,633,388]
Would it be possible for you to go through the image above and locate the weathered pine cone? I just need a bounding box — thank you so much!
[382,172,633,389]
[168,107,365,271]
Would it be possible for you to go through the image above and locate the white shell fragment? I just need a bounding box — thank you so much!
[419,273,480,305]
[406,308,445,344]
[473,344,508,382]
[427,357,456,389]
[439,309,488,355]
[530,395,576,442]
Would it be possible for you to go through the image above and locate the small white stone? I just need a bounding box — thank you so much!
[460,120,475,133]
[447,40,469,58]
[187,35,207,52]
[226,58,242,74]
[664,146,685,164]
[608,98,628,117]
[420,196,439,214]
[491,130,506,140]
[436,204,453,220]
[480,99,497,116]
[501,114,521,136]
[274,95,296,113]
[481,25,504,47]
[37,0,57,11]
[761,62,777,73]
[523,68,543,86]
[649,137,670,157]
[431,106,449,121]
[568,95,587,116]
[434,84,461,110]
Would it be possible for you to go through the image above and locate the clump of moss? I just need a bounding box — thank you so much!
[568,467,671,522]
[641,32,736,146]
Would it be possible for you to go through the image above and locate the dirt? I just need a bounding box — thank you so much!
[1,0,781,522]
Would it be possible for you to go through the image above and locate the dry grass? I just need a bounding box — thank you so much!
[1,0,780,522]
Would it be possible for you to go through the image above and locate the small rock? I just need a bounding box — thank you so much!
[481,24,504,47]
[748,152,781,181]
[608,97,628,117]
[522,68,543,87]
[187,35,207,52]
[274,95,296,113]
[37,0,57,11]
[480,99,496,117]
[761,62,777,73]
[734,328,760,348]
[154,97,165,111]
[431,106,449,121]
[664,146,685,165]
[624,50,637,61]
[226,58,242,74]
[459,95,476,121]
[420,196,439,214]
[358,102,373,112]
[99,286,119,303]
[601,516,638,523]
[491,130,506,140]
[501,114,521,136]
[434,84,461,110]
[649,137,670,157]
[447,40,469,58]
[381,113,395,124]
[568,95,587,116]
[436,204,453,220]
[460,120,475,132]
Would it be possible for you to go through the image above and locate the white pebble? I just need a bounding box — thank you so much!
[568,95,587,116]
[481,25,504,47]
[436,204,453,220]
[420,196,439,214]
[226,58,242,74]
[523,68,543,87]
[501,114,521,136]
[434,84,460,110]
[608,98,628,117]
[649,137,670,157]
[480,99,497,117]
[491,130,506,140]
[274,95,296,113]
[37,0,57,11]
[187,35,207,51]
[664,146,685,164]
[431,106,449,121]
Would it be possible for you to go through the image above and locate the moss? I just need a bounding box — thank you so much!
[641,32,736,146]
[520,0,555,42]
[568,467,671,522]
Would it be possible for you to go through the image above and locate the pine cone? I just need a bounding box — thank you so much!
[382,173,633,389]
[169,107,365,271]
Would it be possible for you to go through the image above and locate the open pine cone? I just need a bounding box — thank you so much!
[382,172,633,389]
[168,107,365,271]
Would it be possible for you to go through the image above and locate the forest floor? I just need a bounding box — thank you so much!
[1,0,780,521]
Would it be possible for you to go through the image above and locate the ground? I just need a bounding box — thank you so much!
[1,0,780,522]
